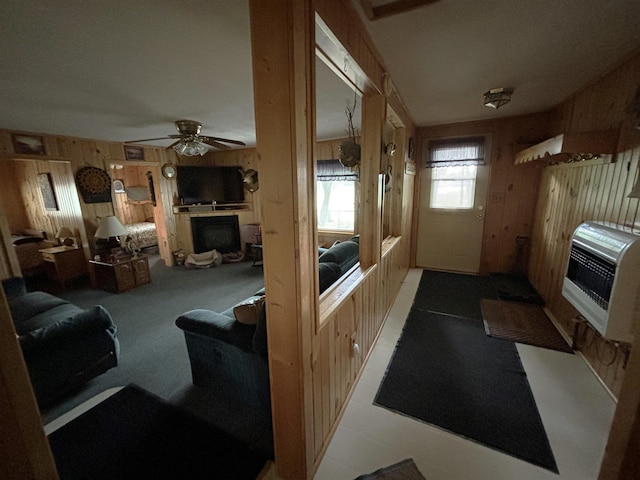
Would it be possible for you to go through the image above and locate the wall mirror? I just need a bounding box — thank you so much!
[315,30,363,297]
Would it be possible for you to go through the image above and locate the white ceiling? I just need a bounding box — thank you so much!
[1,0,639,150]
[358,0,640,126]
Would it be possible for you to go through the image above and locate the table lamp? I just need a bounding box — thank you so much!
[95,216,128,255]
[55,226,75,246]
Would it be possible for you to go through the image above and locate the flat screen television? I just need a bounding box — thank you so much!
[177,165,245,205]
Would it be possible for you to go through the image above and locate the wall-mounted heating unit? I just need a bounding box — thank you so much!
[562,221,640,343]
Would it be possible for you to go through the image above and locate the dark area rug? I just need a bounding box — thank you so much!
[490,272,544,305]
[411,269,497,320]
[355,458,425,480]
[47,384,268,480]
[481,298,573,353]
[375,270,558,473]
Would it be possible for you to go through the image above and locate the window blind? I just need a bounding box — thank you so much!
[316,160,358,181]
[425,137,485,168]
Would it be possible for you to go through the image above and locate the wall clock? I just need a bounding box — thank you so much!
[76,166,112,203]
[113,179,125,193]
[161,163,177,179]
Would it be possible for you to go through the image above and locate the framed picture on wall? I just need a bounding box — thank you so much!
[12,134,46,155]
[124,145,145,160]
[38,173,59,211]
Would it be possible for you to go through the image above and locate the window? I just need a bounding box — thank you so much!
[316,160,356,231]
[430,165,477,209]
[426,137,485,210]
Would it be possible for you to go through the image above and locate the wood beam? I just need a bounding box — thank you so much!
[359,95,386,269]
[360,0,440,21]
[249,1,317,478]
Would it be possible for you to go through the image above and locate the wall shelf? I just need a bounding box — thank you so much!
[514,129,620,165]
[172,203,252,214]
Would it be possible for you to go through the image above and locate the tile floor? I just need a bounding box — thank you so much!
[314,269,617,480]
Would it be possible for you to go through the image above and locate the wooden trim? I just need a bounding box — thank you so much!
[360,0,441,20]
[315,16,374,95]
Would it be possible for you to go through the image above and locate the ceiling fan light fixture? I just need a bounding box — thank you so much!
[483,87,513,109]
[173,139,208,156]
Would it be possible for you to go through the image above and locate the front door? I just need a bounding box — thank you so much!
[416,140,489,273]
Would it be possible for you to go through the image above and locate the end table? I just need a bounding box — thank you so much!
[39,246,87,287]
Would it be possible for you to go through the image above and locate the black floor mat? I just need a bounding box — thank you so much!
[48,384,268,480]
[490,272,544,305]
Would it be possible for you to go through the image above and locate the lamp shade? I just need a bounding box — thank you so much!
[95,216,128,238]
[55,226,74,239]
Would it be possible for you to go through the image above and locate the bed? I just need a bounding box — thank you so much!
[125,221,158,250]
[11,229,54,277]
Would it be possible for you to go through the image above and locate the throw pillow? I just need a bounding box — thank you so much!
[233,295,266,325]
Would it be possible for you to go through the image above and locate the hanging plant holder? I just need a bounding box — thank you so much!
[338,140,361,168]
[339,94,361,168]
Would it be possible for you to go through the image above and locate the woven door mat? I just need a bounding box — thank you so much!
[481,298,573,353]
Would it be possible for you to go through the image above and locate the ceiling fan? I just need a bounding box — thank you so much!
[125,120,246,156]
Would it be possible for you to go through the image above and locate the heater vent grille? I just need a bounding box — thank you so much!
[566,245,615,310]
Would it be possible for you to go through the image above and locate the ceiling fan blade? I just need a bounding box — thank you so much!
[124,134,182,143]
[206,136,246,146]
[202,138,231,150]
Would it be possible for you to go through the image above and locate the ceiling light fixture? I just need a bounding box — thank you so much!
[173,138,208,156]
[483,87,513,109]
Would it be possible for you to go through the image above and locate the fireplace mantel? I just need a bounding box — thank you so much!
[173,202,252,214]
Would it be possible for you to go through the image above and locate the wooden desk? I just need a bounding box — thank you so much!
[89,255,151,293]
[39,246,87,286]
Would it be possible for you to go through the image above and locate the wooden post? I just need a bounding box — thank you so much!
[249,1,317,478]
[599,342,640,480]
[359,94,385,269]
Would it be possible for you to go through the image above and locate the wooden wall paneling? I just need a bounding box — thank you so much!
[0,201,22,278]
[0,208,59,478]
[0,161,28,233]
[529,146,640,398]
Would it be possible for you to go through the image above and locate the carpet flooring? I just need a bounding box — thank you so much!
[374,270,558,473]
[48,384,268,480]
[34,255,271,456]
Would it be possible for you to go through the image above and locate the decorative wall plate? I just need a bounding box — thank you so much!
[76,166,112,203]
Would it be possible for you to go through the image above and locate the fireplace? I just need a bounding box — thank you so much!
[191,215,241,254]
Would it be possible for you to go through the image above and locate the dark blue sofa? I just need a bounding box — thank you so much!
[175,236,359,410]
[2,277,119,407]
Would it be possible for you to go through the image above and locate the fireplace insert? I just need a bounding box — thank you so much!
[191,215,240,254]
